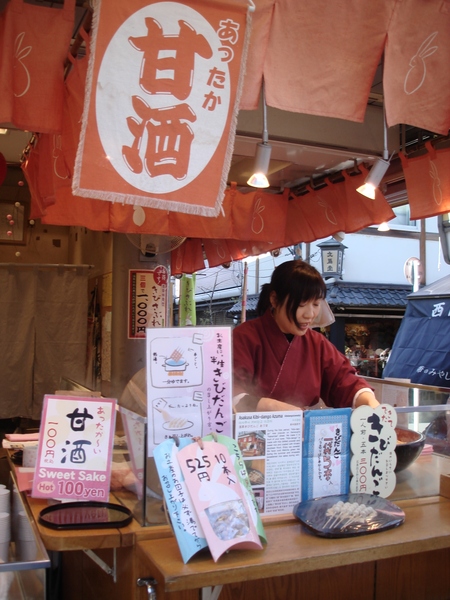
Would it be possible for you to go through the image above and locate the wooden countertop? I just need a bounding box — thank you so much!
[136,495,450,593]
[13,450,450,561]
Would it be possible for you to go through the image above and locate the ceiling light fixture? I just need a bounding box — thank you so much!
[377,222,390,232]
[247,80,272,188]
[357,108,392,199]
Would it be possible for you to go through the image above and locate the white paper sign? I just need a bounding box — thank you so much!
[350,404,397,498]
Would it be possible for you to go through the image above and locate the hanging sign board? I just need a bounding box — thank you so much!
[72,0,251,216]
[32,395,117,502]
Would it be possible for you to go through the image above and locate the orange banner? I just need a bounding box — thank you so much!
[400,143,450,220]
[0,0,75,133]
[72,0,251,217]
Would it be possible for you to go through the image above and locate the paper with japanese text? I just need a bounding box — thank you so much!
[128,267,169,338]
[146,326,233,456]
[73,0,251,216]
[302,408,352,502]
[32,395,116,501]
[235,411,303,515]
[203,433,266,542]
[350,404,397,498]
[177,438,263,562]
[153,437,208,563]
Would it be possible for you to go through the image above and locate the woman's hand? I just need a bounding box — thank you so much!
[354,391,380,409]
[256,397,302,411]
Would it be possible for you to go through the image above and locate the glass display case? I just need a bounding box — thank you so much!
[0,465,50,599]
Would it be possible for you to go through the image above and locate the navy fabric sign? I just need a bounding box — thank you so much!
[383,297,450,388]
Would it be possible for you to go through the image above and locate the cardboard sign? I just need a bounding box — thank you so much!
[350,404,397,498]
[32,395,116,501]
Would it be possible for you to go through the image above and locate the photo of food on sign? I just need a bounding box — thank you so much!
[245,459,265,486]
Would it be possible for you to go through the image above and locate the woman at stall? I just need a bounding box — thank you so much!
[232,260,380,412]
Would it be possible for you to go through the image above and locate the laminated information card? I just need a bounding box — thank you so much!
[302,408,352,502]
[235,412,303,515]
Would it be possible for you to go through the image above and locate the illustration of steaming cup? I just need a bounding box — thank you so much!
[164,358,188,372]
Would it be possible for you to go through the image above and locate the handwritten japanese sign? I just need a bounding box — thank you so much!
[153,437,208,563]
[302,408,352,502]
[32,395,117,501]
[350,404,397,498]
[129,267,169,338]
[73,0,251,216]
[146,326,233,456]
[177,437,264,562]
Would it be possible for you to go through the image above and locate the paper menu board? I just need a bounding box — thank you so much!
[146,326,233,456]
[234,412,303,515]
[32,395,116,501]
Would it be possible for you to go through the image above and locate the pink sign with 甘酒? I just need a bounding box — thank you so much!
[32,395,117,501]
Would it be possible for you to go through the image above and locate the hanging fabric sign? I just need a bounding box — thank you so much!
[73,0,251,216]
[0,0,75,134]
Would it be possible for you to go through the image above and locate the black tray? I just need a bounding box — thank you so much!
[39,501,133,530]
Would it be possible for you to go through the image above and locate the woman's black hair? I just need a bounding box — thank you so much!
[256,261,326,326]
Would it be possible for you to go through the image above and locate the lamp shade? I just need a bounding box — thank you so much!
[247,142,272,188]
[356,158,390,199]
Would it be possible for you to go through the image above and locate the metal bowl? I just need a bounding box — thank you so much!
[395,426,426,472]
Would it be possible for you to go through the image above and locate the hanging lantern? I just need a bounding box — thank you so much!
[317,238,347,279]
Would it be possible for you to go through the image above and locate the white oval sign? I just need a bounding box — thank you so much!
[96,2,230,194]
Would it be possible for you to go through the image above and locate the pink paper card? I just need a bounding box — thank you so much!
[350,404,397,498]
[177,439,263,562]
[32,395,117,501]
[146,327,233,456]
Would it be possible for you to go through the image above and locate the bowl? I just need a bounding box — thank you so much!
[394,426,426,472]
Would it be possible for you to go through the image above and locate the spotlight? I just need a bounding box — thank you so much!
[356,158,390,199]
[377,222,390,232]
[247,143,272,188]
[247,80,272,189]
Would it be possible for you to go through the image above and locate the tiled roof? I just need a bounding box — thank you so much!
[326,282,410,308]
[227,282,410,314]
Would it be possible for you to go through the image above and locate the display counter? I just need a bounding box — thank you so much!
[9,376,450,600]
[8,452,450,600]
[133,453,450,600]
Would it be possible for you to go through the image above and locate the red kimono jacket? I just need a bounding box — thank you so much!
[233,310,369,409]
